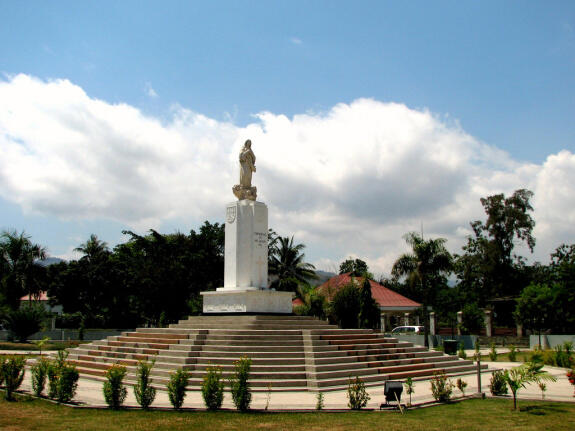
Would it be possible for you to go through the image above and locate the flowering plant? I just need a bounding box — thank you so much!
[567,369,575,386]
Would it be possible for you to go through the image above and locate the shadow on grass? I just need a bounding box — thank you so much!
[520,403,570,416]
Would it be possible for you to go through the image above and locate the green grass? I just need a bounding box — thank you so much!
[479,351,533,362]
[0,341,87,351]
[1,396,574,431]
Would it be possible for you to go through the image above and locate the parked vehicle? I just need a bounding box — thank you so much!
[390,326,424,334]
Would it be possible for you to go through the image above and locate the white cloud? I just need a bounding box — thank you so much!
[1,74,574,273]
[290,37,303,45]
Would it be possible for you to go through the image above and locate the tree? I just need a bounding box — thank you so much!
[329,284,361,328]
[548,244,575,333]
[339,258,371,277]
[269,236,317,291]
[503,362,556,410]
[74,234,109,262]
[0,230,47,310]
[392,232,452,346]
[455,189,535,304]
[358,276,380,330]
[514,283,555,346]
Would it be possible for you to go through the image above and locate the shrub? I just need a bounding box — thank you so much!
[489,370,508,396]
[134,360,156,409]
[456,378,468,396]
[229,356,252,411]
[201,365,224,411]
[457,343,467,359]
[103,364,127,409]
[167,369,189,410]
[404,377,415,406]
[530,350,544,364]
[488,343,497,362]
[347,376,370,410]
[1,356,26,401]
[56,363,79,403]
[554,342,574,368]
[44,351,79,403]
[2,304,46,342]
[430,371,453,403]
[508,345,517,362]
[315,392,324,410]
[0,357,5,386]
[31,356,50,397]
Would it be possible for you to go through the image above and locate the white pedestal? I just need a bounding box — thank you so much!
[201,199,293,314]
[223,200,268,290]
[201,290,293,314]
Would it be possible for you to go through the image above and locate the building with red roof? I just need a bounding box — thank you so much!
[308,273,422,331]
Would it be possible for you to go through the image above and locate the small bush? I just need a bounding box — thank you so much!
[554,343,574,368]
[457,343,467,359]
[1,356,26,401]
[315,392,324,410]
[508,345,517,362]
[530,350,544,364]
[46,350,70,401]
[404,377,415,406]
[103,364,127,409]
[167,369,189,410]
[488,343,497,362]
[56,363,79,403]
[31,357,50,397]
[229,356,252,411]
[456,378,468,396]
[489,370,508,396]
[0,357,5,386]
[201,365,224,411]
[430,371,453,403]
[347,376,370,410]
[134,360,156,409]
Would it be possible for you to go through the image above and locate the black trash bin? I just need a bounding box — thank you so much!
[443,339,458,355]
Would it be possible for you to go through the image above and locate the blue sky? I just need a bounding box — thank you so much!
[1,1,574,275]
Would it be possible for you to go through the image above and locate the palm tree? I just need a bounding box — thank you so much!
[392,232,452,346]
[269,236,317,293]
[75,234,109,262]
[0,230,47,308]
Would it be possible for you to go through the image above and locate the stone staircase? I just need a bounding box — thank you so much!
[66,315,486,391]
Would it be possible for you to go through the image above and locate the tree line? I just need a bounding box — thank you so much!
[1,188,574,337]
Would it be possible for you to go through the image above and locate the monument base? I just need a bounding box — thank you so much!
[201,290,293,314]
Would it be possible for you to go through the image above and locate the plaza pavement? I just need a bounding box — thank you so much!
[9,356,575,410]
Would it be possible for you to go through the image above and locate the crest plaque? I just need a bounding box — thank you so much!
[226,206,237,224]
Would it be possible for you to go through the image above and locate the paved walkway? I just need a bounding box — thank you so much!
[13,360,575,410]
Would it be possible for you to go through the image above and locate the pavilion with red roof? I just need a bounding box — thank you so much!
[307,273,422,331]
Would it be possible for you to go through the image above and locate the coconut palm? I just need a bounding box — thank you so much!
[392,232,452,345]
[0,230,47,308]
[269,236,317,292]
[75,234,109,262]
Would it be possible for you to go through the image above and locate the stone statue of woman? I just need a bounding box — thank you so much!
[233,139,258,200]
[239,139,256,187]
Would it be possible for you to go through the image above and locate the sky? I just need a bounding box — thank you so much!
[0,1,574,277]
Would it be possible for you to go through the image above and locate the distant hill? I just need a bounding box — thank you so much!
[37,257,66,267]
[311,270,336,286]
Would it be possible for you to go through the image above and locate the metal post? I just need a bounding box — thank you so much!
[476,357,483,397]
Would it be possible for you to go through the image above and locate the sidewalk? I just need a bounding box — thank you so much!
[15,360,575,410]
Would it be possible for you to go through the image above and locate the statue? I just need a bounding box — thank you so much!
[233,139,258,200]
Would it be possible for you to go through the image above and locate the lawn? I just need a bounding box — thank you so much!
[1,396,574,431]
[0,341,86,351]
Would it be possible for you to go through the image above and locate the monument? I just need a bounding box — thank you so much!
[200,140,293,313]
